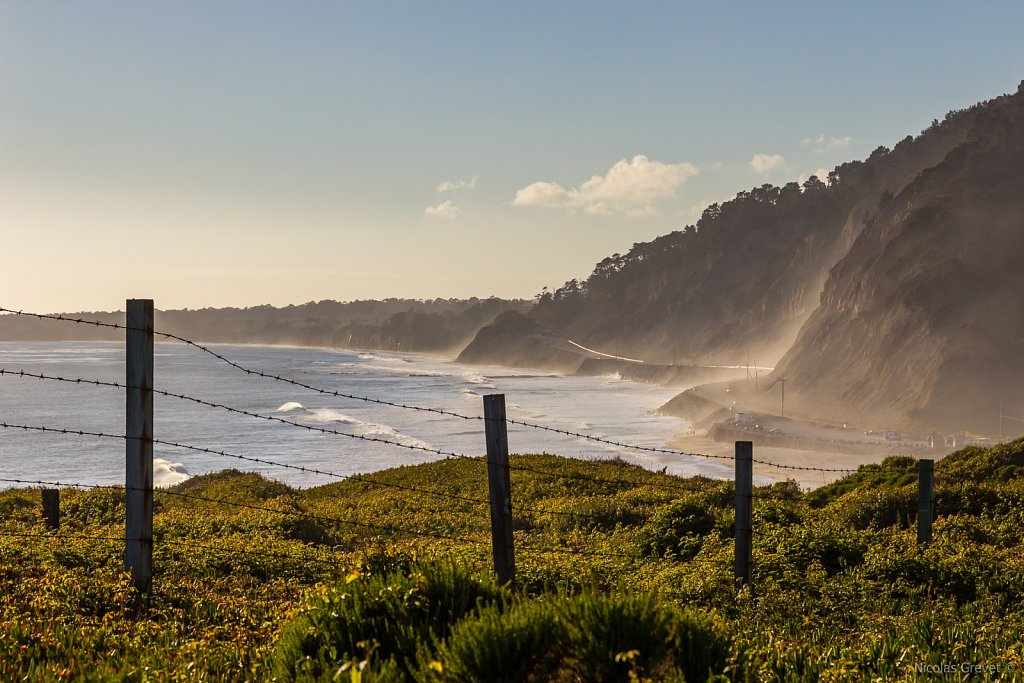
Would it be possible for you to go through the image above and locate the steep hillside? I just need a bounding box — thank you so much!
[463,108,975,368]
[773,82,1024,433]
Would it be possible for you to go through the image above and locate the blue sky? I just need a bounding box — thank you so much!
[2,1,1022,312]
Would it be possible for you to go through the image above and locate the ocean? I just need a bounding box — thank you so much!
[0,341,731,489]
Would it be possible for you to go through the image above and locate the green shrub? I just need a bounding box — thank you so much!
[556,592,726,683]
[431,600,562,682]
[547,496,644,533]
[640,498,716,560]
[431,592,727,683]
[830,487,916,530]
[273,563,501,681]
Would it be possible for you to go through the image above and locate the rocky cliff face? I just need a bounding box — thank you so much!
[772,84,1024,432]
[455,311,587,371]
[459,83,1024,434]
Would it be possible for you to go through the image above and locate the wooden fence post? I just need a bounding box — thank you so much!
[41,489,60,530]
[126,299,154,594]
[734,441,753,588]
[483,394,515,587]
[917,459,934,545]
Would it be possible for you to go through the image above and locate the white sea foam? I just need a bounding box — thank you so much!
[277,401,307,413]
[302,408,435,450]
[462,373,496,389]
[357,352,406,363]
[154,458,190,488]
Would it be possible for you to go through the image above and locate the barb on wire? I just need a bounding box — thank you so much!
[0,368,120,388]
[751,458,857,474]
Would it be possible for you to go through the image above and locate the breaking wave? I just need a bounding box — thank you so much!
[301,408,434,450]
[154,458,190,488]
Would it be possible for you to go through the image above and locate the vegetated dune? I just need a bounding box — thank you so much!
[772,83,1024,434]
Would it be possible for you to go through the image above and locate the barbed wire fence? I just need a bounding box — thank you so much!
[1,301,941,593]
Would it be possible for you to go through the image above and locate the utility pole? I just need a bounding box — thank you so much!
[778,378,786,417]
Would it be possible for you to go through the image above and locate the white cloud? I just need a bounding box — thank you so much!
[797,168,832,186]
[800,134,851,152]
[749,153,787,176]
[436,176,478,193]
[513,154,698,216]
[424,200,461,218]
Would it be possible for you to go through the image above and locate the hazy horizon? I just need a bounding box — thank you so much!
[3,2,1023,313]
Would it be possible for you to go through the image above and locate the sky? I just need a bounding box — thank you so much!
[2,1,1023,313]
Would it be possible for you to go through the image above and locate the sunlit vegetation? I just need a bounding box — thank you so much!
[2,441,1024,680]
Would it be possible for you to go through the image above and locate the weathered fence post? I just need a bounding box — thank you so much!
[41,489,60,529]
[917,459,934,545]
[126,299,154,593]
[483,394,515,587]
[734,441,753,588]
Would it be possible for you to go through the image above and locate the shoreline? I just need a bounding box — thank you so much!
[0,338,901,489]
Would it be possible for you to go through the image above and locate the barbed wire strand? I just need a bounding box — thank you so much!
[0,308,771,470]
[0,419,491,508]
[0,307,480,421]
[0,368,471,460]
[0,372,739,493]
[0,424,668,523]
